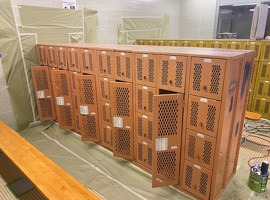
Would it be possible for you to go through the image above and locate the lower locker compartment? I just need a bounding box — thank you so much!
[101,124,113,150]
[135,138,153,171]
[135,112,153,143]
[101,101,112,124]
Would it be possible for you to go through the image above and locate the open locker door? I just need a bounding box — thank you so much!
[76,74,100,142]
[51,70,75,129]
[31,66,56,121]
[110,81,134,160]
[152,94,183,187]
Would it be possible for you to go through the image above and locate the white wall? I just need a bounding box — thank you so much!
[178,0,217,39]
[12,0,180,43]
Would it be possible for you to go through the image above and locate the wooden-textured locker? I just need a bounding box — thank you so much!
[76,74,99,142]
[135,138,153,170]
[114,51,133,82]
[135,85,157,116]
[187,95,221,138]
[135,53,157,87]
[67,47,80,72]
[152,94,183,187]
[182,160,212,200]
[80,48,95,74]
[99,77,113,102]
[189,58,226,100]
[96,50,114,78]
[110,82,134,160]
[56,46,68,70]
[102,124,113,150]
[185,129,216,170]
[50,70,75,129]
[37,45,47,66]
[135,113,153,143]
[47,45,57,68]
[31,66,56,121]
[100,101,112,125]
[158,55,187,93]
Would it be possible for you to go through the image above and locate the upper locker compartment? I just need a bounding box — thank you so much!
[56,46,68,70]
[135,53,158,87]
[80,48,95,75]
[31,66,56,121]
[67,47,80,72]
[97,50,114,78]
[37,45,47,66]
[152,94,183,187]
[114,51,133,82]
[189,58,226,100]
[47,45,57,68]
[158,55,187,93]
[110,81,134,160]
[76,74,99,142]
[51,70,75,129]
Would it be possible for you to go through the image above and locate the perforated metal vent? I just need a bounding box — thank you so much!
[103,128,107,144]
[199,172,208,196]
[138,117,142,136]
[116,87,130,116]
[206,105,216,132]
[137,89,142,109]
[100,81,105,99]
[38,99,53,118]
[255,45,259,58]
[59,106,72,127]
[210,65,221,94]
[258,83,264,95]
[262,65,267,77]
[125,57,131,78]
[203,141,212,165]
[148,147,152,166]
[137,58,142,80]
[255,100,260,112]
[193,64,202,91]
[148,59,154,82]
[82,53,87,70]
[175,62,183,88]
[265,45,270,59]
[265,102,270,114]
[190,102,199,127]
[107,55,111,74]
[187,135,196,158]
[98,55,103,73]
[85,116,97,139]
[268,85,270,96]
[74,95,78,111]
[60,74,69,96]
[161,60,169,85]
[102,105,106,122]
[148,91,153,113]
[78,79,94,104]
[157,151,176,181]
[76,114,80,130]
[116,56,121,76]
[34,69,49,90]
[71,73,76,90]
[115,129,131,156]
[185,165,193,188]
[157,100,179,136]
[148,121,152,140]
[138,143,142,161]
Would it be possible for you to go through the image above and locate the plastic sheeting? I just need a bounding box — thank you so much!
[84,8,98,43]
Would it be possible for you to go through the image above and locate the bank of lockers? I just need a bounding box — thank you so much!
[209,41,224,49]
[37,45,48,66]
[254,80,270,98]
[47,45,57,68]
[34,43,255,200]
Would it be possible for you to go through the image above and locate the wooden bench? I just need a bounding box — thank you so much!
[0,121,100,200]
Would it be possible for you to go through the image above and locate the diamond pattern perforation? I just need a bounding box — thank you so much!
[203,141,212,165]
[116,56,121,76]
[137,58,143,80]
[148,121,152,141]
[187,135,196,158]
[175,61,183,88]
[34,69,49,90]
[38,99,53,118]
[193,64,202,91]
[58,106,73,127]
[138,143,142,161]
[148,59,154,82]
[185,165,193,188]
[137,89,142,109]
[156,151,177,181]
[148,91,153,113]
[210,65,221,94]
[148,147,152,167]
[206,105,216,132]
[138,117,142,136]
[115,129,131,156]
[78,78,94,105]
[190,102,198,127]
[83,116,97,139]
[199,172,209,196]
[98,55,103,73]
[115,87,130,116]
[125,57,131,78]
[107,55,111,75]
[161,60,169,85]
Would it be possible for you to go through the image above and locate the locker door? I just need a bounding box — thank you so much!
[31,66,56,121]
[47,46,57,68]
[258,62,270,80]
[110,82,134,160]
[158,55,187,93]
[253,98,270,119]
[152,94,183,187]
[67,47,79,72]
[261,42,270,61]
[75,112,82,134]
[56,46,68,70]
[189,58,226,100]
[135,113,153,143]
[101,101,112,125]
[185,129,216,170]
[97,50,114,78]
[80,49,95,74]
[76,74,99,142]
[100,77,113,102]
[37,45,47,66]
[102,124,113,150]
[255,80,270,98]
[135,138,153,170]
[114,51,133,82]
[187,95,221,138]
[135,53,157,87]
[136,85,157,116]
[182,160,212,200]
[51,70,75,129]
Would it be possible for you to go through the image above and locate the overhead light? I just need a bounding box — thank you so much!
[233,3,257,6]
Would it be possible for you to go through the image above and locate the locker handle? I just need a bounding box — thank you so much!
[203,86,207,90]
[104,69,106,72]
[105,95,108,98]
[144,106,147,110]
[143,76,147,80]
[121,72,124,75]
[144,134,146,137]
[200,122,203,127]
[72,64,75,66]
[169,80,173,84]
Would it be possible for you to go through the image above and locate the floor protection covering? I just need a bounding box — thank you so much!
[20,122,270,200]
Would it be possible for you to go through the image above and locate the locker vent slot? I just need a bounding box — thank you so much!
[76,115,80,130]
[85,116,97,139]
[34,70,49,90]
[175,61,183,88]
[63,51,66,66]
[71,73,76,90]
[206,105,216,132]
[60,74,69,96]
[59,106,72,126]
[157,100,179,136]
[148,121,152,140]
[89,53,93,71]
[102,105,106,122]
[148,91,153,113]
[258,83,263,95]
[265,102,270,114]
[185,165,193,188]
[39,99,53,118]
[101,81,105,98]
[261,65,267,78]
[255,45,259,58]
[138,143,142,161]
[148,59,154,82]
[103,128,107,143]
[148,147,152,166]
[199,172,208,196]
[193,64,202,91]
[255,100,260,112]
[138,117,142,136]
[161,60,169,85]
[264,45,270,59]
[203,140,212,165]
[137,89,143,109]
[116,56,121,76]
[125,57,131,78]
[75,52,78,69]
[157,151,176,181]
[190,102,199,127]
[80,79,94,104]
[210,65,221,94]
[82,53,87,70]
[58,50,61,65]
[98,55,103,73]
[187,135,196,158]
[137,58,142,80]
[115,129,131,156]
[268,85,270,96]
[116,87,130,116]
[107,55,111,75]
[74,95,78,111]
